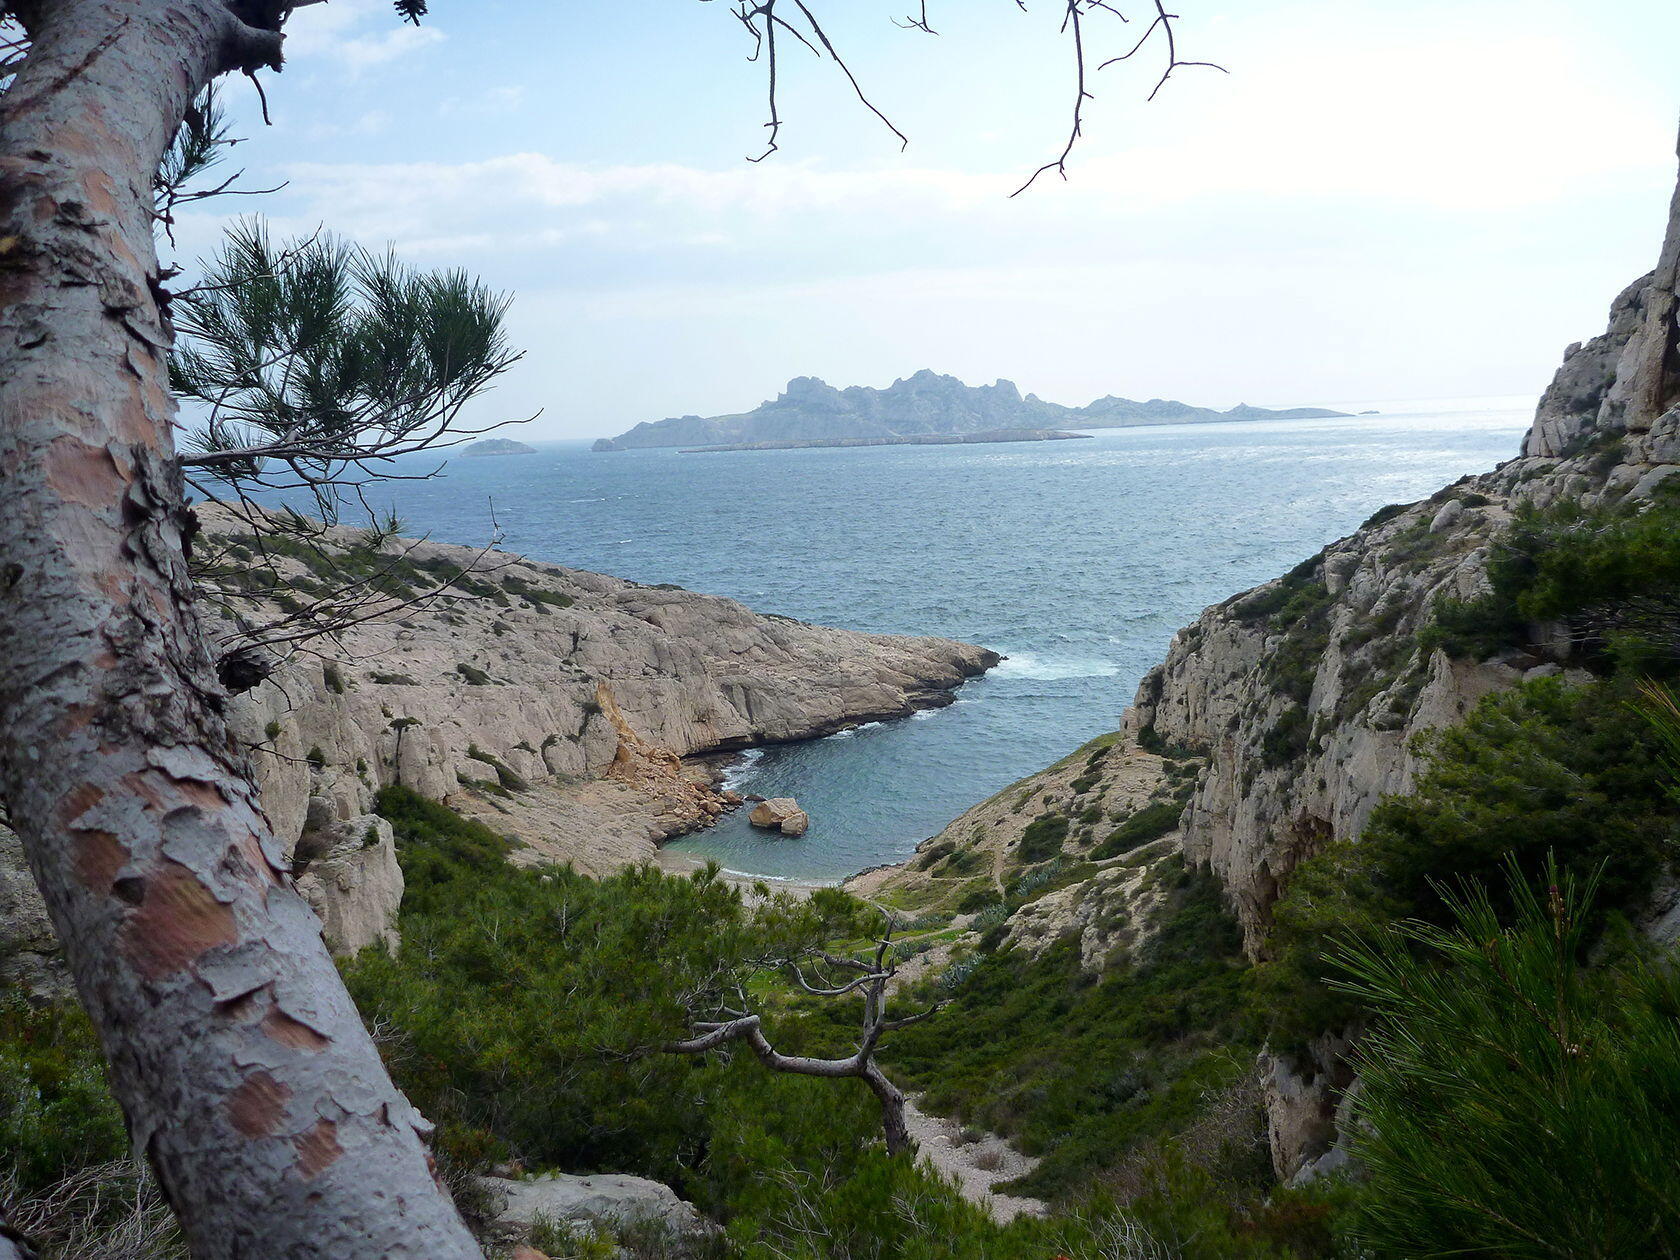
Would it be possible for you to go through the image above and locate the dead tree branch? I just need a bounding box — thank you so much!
[665,924,945,1154]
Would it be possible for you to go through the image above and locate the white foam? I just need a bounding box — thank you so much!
[719,747,765,791]
[826,721,884,740]
[991,651,1121,681]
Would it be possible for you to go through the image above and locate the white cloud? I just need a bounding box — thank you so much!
[281,0,444,72]
[240,17,1670,263]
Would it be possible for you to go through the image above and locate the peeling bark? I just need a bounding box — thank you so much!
[0,2,479,1254]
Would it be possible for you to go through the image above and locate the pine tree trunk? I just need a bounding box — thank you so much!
[863,1063,912,1156]
[0,3,481,1254]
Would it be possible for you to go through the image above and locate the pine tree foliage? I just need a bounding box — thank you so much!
[1332,861,1680,1260]
[172,220,522,519]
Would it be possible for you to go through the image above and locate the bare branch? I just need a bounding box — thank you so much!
[708,2,1220,195]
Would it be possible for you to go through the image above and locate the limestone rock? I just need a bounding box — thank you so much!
[294,815,403,956]
[0,512,995,997]
[749,797,807,835]
[475,1172,719,1252]
[205,503,994,879]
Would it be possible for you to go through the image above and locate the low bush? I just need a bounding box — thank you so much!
[1094,801,1184,860]
[1259,675,1680,1053]
[1017,813,1068,864]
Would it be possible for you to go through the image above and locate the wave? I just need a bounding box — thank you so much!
[826,721,885,740]
[991,651,1121,681]
[719,747,765,792]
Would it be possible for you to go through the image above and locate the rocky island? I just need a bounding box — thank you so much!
[679,427,1091,453]
[592,369,1351,450]
[462,437,538,456]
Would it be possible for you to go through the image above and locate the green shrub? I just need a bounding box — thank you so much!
[0,997,128,1195]
[465,743,530,792]
[1259,676,1680,1052]
[1422,490,1680,671]
[1260,704,1311,767]
[954,883,999,915]
[1360,503,1409,530]
[887,866,1251,1200]
[914,840,954,870]
[1094,801,1184,860]
[1017,813,1068,864]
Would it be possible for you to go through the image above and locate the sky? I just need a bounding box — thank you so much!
[175,0,1680,439]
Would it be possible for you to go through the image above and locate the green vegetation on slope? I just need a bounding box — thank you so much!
[1422,484,1680,673]
[1261,489,1680,1055]
[354,788,1349,1258]
[1259,674,1680,1052]
[886,861,1255,1201]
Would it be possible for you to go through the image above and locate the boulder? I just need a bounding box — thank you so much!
[475,1172,719,1253]
[749,797,808,835]
[1428,498,1465,532]
[293,815,403,956]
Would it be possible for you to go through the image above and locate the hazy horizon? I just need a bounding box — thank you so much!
[175,0,1680,439]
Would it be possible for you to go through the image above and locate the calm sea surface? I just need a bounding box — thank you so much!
[330,399,1533,881]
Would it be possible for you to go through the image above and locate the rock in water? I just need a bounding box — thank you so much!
[749,797,808,835]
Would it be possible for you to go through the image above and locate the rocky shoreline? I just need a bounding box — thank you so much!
[0,512,997,994]
[855,235,1680,1184]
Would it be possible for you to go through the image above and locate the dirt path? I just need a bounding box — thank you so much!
[903,1097,1047,1224]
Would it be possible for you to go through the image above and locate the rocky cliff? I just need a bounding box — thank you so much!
[594,369,1351,450]
[0,514,995,992]
[869,142,1680,1182]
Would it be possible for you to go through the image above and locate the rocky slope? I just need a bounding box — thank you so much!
[868,151,1680,1183]
[594,369,1351,450]
[0,514,995,990]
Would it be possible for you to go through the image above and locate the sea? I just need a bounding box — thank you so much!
[322,398,1534,883]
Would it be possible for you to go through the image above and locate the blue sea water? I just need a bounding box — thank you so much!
[340,400,1533,882]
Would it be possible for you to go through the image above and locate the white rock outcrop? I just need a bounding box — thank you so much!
[475,1171,719,1252]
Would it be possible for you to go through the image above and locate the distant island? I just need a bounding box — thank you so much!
[592,370,1351,451]
[462,437,537,457]
[681,429,1091,453]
